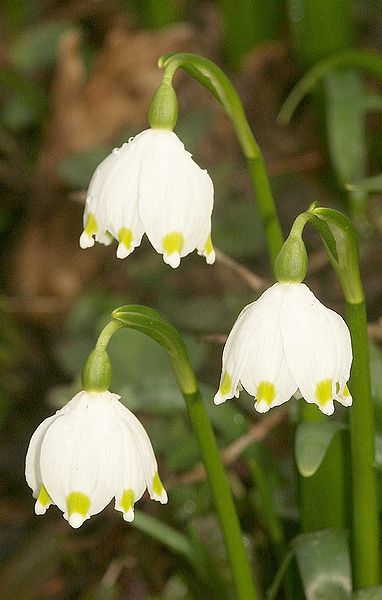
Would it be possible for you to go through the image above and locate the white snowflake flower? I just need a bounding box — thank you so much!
[25,390,167,528]
[79,129,215,268]
[214,283,353,416]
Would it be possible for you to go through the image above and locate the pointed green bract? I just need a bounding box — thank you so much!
[81,348,112,392]
[148,81,178,130]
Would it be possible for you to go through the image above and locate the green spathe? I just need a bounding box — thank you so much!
[148,81,178,130]
[81,348,112,392]
[275,234,308,283]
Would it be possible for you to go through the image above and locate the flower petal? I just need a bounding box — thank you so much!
[279,284,352,414]
[25,413,59,497]
[40,391,121,524]
[112,399,167,504]
[215,284,297,410]
[113,417,147,521]
[138,129,214,264]
[81,143,144,254]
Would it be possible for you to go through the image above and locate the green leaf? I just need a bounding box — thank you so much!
[93,584,117,600]
[295,421,346,477]
[171,482,212,521]
[165,429,199,471]
[1,94,37,130]
[214,198,265,258]
[133,511,197,563]
[2,0,36,34]
[305,214,338,263]
[133,511,229,598]
[324,71,366,184]
[187,523,231,599]
[278,49,382,125]
[266,550,294,600]
[10,22,76,71]
[308,207,363,304]
[175,108,211,154]
[354,587,382,600]
[362,94,382,112]
[369,342,382,474]
[202,386,250,442]
[0,68,47,128]
[248,458,285,549]
[112,305,197,395]
[293,529,352,600]
[58,148,110,188]
[158,52,256,158]
[345,173,382,193]
[0,525,63,600]
[369,342,382,405]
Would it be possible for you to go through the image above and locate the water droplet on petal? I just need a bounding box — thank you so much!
[128,137,134,142]
[112,147,119,155]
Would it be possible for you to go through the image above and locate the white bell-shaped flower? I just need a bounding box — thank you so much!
[25,390,167,528]
[214,283,353,416]
[79,129,215,268]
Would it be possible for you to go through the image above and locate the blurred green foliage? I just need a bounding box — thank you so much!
[1,0,382,598]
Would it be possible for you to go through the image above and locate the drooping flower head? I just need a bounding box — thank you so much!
[79,129,215,268]
[214,283,353,416]
[26,390,167,528]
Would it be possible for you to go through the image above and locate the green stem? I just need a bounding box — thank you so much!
[158,53,284,271]
[111,306,258,599]
[299,404,347,532]
[95,320,124,351]
[217,0,283,70]
[184,387,258,600]
[247,458,285,556]
[247,156,284,266]
[81,320,124,391]
[217,0,257,69]
[287,0,353,68]
[346,300,380,589]
[278,49,382,127]
[130,0,176,29]
[266,550,294,600]
[308,207,381,586]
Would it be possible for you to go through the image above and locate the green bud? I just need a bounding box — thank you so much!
[81,348,112,392]
[148,81,178,130]
[275,234,308,283]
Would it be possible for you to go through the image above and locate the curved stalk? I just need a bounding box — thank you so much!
[309,207,381,588]
[183,387,258,599]
[158,52,284,268]
[345,301,380,588]
[110,306,259,600]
